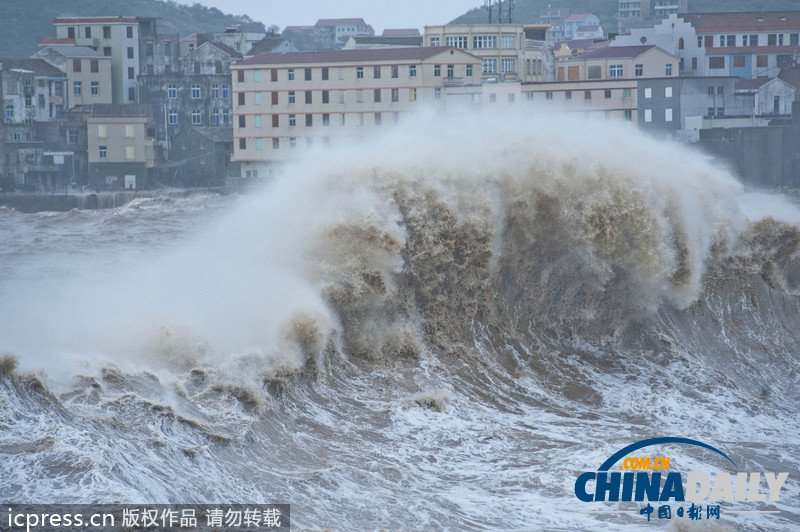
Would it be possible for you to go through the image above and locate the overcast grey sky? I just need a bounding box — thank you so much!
[172,0,485,33]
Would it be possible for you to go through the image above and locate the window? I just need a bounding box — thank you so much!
[211,84,219,98]
[482,59,497,73]
[127,47,134,59]
[392,88,399,102]
[719,35,725,47]
[91,82,99,95]
[73,81,82,95]
[222,109,229,124]
[127,67,134,80]
[358,113,364,126]
[305,114,312,126]
[164,41,171,56]
[273,138,279,150]
[644,87,652,98]
[409,65,416,77]
[254,92,262,106]
[24,96,31,107]
[83,26,91,38]
[90,59,99,73]
[305,91,312,104]
[168,111,178,124]
[635,64,643,76]
[624,110,632,121]
[103,47,111,57]
[409,88,417,101]
[339,67,344,80]
[68,129,79,144]
[322,113,330,126]
[726,35,736,47]
[288,91,295,104]
[374,112,381,126]
[392,65,399,78]
[73,59,81,72]
[254,70,261,82]
[526,92,533,101]
[466,64,473,76]
[271,92,278,105]
[12,132,21,141]
[126,146,135,159]
[374,89,381,103]
[222,85,230,98]
[5,105,13,119]
[255,115,262,128]
[768,34,777,46]
[290,137,297,148]
[623,88,632,99]
[665,87,672,98]
[103,26,111,39]
[288,68,295,81]
[545,91,553,101]
[238,93,246,105]
[339,91,345,104]
[305,68,312,81]
[791,34,799,46]
[212,109,219,124]
[567,66,579,80]
[709,57,725,69]
[609,64,623,78]
[145,42,154,57]
[339,113,345,126]
[373,66,381,79]
[357,66,364,79]
[473,35,497,49]
[356,90,363,103]
[430,37,439,46]
[717,107,724,117]
[501,59,515,73]
[289,114,296,126]
[272,115,279,127]
[434,64,441,76]
[129,86,136,101]
[271,69,278,82]
[666,63,673,76]
[446,36,468,48]
[692,57,698,70]
[238,115,246,128]
[697,36,703,48]
[644,109,652,122]
[168,84,177,99]
[584,90,591,100]
[126,26,133,39]
[447,64,454,77]
[322,90,329,104]
[322,67,329,81]
[508,93,515,103]
[604,89,611,99]
[665,109,673,122]
[565,91,572,101]
[191,84,201,99]
[757,55,768,68]
[501,35,515,49]
[587,65,601,79]
[434,87,441,100]
[256,138,263,150]
[239,138,246,150]
[99,146,107,159]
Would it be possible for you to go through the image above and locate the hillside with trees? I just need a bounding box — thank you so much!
[0,0,267,58]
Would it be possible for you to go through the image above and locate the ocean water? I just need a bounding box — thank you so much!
[0,111,798,531]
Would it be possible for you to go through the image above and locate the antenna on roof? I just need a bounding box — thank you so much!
[484,0,514,24]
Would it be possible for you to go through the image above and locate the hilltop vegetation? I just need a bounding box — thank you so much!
[0,0,266,58]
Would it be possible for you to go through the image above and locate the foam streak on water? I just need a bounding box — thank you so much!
[0,111,798,530]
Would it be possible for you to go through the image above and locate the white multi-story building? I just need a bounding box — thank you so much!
[231,47,481,175]
[423,24,552,82]
[53,17,140,104]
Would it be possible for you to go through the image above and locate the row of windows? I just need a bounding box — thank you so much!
[563,63,674,80]
[168,84,231,99]
[481,58,516,74]
[431,35,516,49]
[66,25,134,40]
[643,109,673,123]
[235,87,429,106]
[699,33,800,48]
[73,81,101,95]
[537,88,635,100]
[708,54,792,69]
[167,109,231,125]
[238,63,474,83]
[72,59,101,73]
[98,145,136,159]
[238,110,414,129]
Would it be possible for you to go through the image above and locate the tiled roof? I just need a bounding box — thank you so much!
[39,38,76,45]
[207,41,243,58]
[382,29,421,37]
[89,104,150,118]
[681,12,800,33]
[237,46,475,66]
[248,37,289,56]
[54,17,138,24]
[350,36,423,46]
[40,45,104,57]
[283,26,313,33]
[316,18,367,27]
[555,39,596,51]
[0,58,66,77]
[566,14,592,22]
[735,77,772,90]
[575,44,661,59]
[778,65,800,92]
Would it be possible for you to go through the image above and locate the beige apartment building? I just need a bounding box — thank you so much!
[87,104,155,189]
[53,17,140,104]
[33,46,113,108]
[521,79,640,124]
[423,24,553,82]
[556,44,679,81]
[231,47,482,175]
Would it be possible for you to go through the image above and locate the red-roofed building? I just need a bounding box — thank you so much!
[230,47,481,172]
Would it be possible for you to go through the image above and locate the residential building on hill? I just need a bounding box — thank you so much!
[33,46,113,108]
[555,45,678,82]
[315,18,375,47]
[564,14,601,41]
[230,47,481,175]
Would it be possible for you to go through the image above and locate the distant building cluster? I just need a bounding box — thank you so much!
[1,8,799,192]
